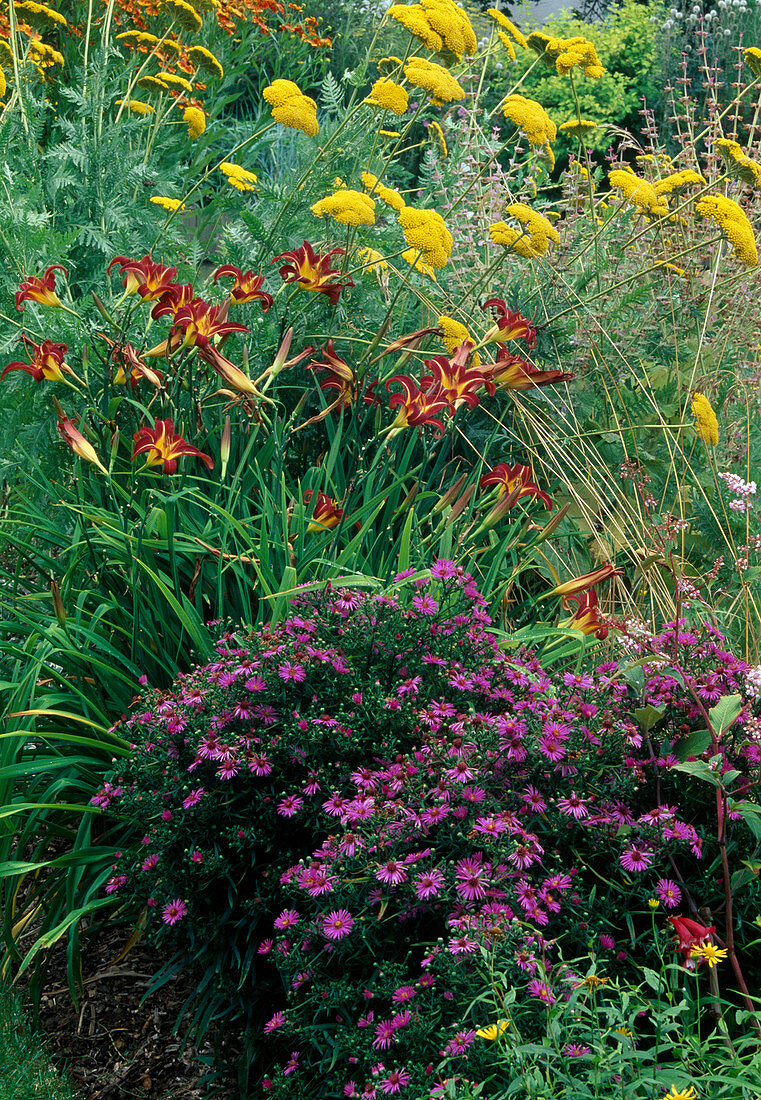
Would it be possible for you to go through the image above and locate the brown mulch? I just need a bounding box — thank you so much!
[31,927,235,1100]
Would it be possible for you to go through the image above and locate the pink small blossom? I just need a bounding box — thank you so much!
[161,898,188,925]
[321,909,355,940]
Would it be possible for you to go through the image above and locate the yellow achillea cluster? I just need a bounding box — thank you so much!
[744,46,761,78]
[559,119,598,137]
[116,98,154,115]
[389,0,476,59]
[160,0,202,32]
[489,203,560,258]
[398,207,453,268]
[501,94,556,146]
[401,249,437,279]
[158,72,194,93]
[404,57,465,105]
[186,45,224,78]
[715,138,761,186]
[654,169,705,197]
[608,169,667,217]
[691,392,718,447]
[183,105,206,138]
[311,188,376,227]
[377,56,404,75]
[528,31,604,78]
[361,172,406,212]
[28,40,64,67]
[357,246,388,272]
[219,162,258,191]
[138,74,170,92]
[150,196,185,212]
[695,193,758,265]
[438,315,480,363]
[262,78,319,137]
[428,120,448,157]
[486,8,527,61]
[364,78,409,115]
[15,1,68,28]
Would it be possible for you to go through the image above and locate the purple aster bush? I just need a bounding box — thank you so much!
[95,572,761,1094]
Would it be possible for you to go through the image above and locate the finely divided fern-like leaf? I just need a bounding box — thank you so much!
[320,72,343,113]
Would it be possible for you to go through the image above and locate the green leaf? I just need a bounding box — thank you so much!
[675,728,711,761]
[709,693,743,736]
[633,704,664,733]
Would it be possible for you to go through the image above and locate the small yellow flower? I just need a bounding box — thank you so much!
[365,78,408,115]
[528,31,604,78]
[559,119,598,136]
[667,1086,697,1100]
[404,56,465,106]
[743,46,761,78]
[438,315,480,364]
[377,56,403,76]
[490,202,560,259]
[476,1019,510,1040]
[150,196,185,212]
[379,130,401,137]
[400,248,437,280]
[580,974,609,990]
[654,169,705,197]
[487,8,527,61]
[157,72,194,93]
[695,193,758,265]
[116,98,155,116]
[183,105,206,139]
[262,78,318,137]
[690,943,728,968]
[14,1,67,28]
[160,0,202,32]
[311,188,376,227]
[357,246,388,272]
[614,1025,633,1038]
[648,898,660,909]
[501,94,556,146]
[137,74,171,92]
[186,44,224,78]
[690,392,719,447]
[361,172,406,212]
[27,40,64,67]
[398,206,453,267]
[715,137,761,187]
[421,0,477,59]
[219,162,258,192]
[608,169,667,217]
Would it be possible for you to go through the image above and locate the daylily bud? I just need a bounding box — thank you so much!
[51,579,66,627]
[220,415,231,478]
[57,416,108,473]
[533,502,571,544]
[431,473,467,516]
[548,562,623,598]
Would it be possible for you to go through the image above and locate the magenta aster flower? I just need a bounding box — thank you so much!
[557,792,589,819]
[415,868,445,899]
[373,1019,398,1050]
[264,1011,285,1033]
[430,558,457,578]
[564,1043,591,1057]
[412,594,438,615]
[161,898,188,925]
[448,935,477,955]
[391,985,416,1004]
[655,878,682,908]
[274,909,300,930]
[376,860,408,886]
[380,1068,410,1094]
[182,787,204,809]
[527,978,555,1004]
[278,795,304,817]
[620,845,653,873]
[321,909,355,940]
[454,856,489,900]
[278,660,306,683]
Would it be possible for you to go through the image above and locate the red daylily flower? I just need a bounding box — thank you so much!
[171,299,249,350]
[303,340,379,425]
[132,418,214,474]
[560,589,609,639]
[272,241,353,305]
[479,462,553,511]
[669,915,716,964]
[550,562,623,597]
[485,348,575,391]
[1,335,75,383]
[58,416,107,472]
[151,283,195,320]
[108,255,178,300]
[213,266,274,310]
[482,298,537,347]
[386,374,449,435]
[303,489,344,533]
[16,264,68,311]
[100,336,164,390]
[424,342,494,411]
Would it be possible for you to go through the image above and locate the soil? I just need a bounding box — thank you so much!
[31,926,235,1100]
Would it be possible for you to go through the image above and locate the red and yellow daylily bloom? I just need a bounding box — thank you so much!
[485,348,575,391]
[197,345,259,396]
[151,283,195,320]
[58,416,108,472]
[171,299,249,350]
[559,589,609,639]
[386,374,450,435]
[1,335,77,384]
[132,418,214,474]
[100,336,164,390]
[549,562,623,597]
[479,462,553,510]
[303,489,344,533]
[482,298,537,347]
[272,240,353,305]
[16,264,68,311]
[424,342,493,411]
[303,341,379,426]
[213,266,274,310]
[107,254,178,301]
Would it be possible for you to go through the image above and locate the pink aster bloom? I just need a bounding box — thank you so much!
[264,1011,285,1033]
[391,986,416,1004]
[620,845,653,873]
[182,787,205,809]
[161,898,188,925]
[415,868,445,899]
[278,795,304,817]
[527,978,555,1004]
[431,558,458,578]
[557,792,589,819]
[655,879,682,908]
[380,1068,410,1094]
[454,856,489,901]
[321,909,355,940]
[278,661,306,683]
[274,909,300,930]
[141,854,159,872]
[373,1019,398,1050]
[448,935,477,955]
[376,860,408,886]
[412,594,438,615]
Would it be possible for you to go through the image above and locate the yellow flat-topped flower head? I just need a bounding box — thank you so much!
[695,192,758,265]
[157,72,194,93]
[427,119,447,157]
[365,78,408,115]
[608,169,667,217]
[691,392,719,447]
[501,94,556,146]
[490,202,560,259]
[654,169,705,197]
[160,0,202,32]
[186,45,224,78]
[150,196,185,212]
[15,1,68,28]
[356,246,388,272]
[219,162,258,191]
[487,8,527,47]
[401,248,437,279]
[715,137,761,186]
[311,189,376,227]
[361,172,406,212]
[559,119,598,136]
[421,0,477,59]
[398,207,453,267]
[116,98,155,116]
[389,4,443,51]
[263,79,318,136]
[404,57,464,105]
[744,46,761,78]
[528,32,604,77]
[183,105,206,138]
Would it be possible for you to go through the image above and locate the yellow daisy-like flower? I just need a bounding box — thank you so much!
[361,171,406,212]
[695,192,758,265]
[608,169,667,217]
[404,57,465,105]
[116,98,155,116]
[262,78,318,137]
[137,74,170,92]
[186,45,224,78]
[581,973,609,989]
[648,898,660,909]
[743,46,761,78]
[654,169,705,197]
[501,93,556,146]
[528,31,604,78]
[157,72,194,93]
[690,943,728,968]
[559,118,598,136]
[219,162,258,191]
[427,120,448,157]
[357,246,388,272]
[690,392,719,447]
[398,206,453,267]
[438,315,480,364]
[715,137,761,186]
[489,202,560,259]
[14,1,67,28]
[421,0,477,59]
[476,1019,509,1041]
[311,188,376,227]
[150,196,185,212]
[401,248,437,279]
[388,4,443,52]
[667,1087,697,1100]
[183,105,206,138]
[365,78,408,115]
[160,0,202,32]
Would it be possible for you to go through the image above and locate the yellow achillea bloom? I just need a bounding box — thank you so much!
[559,119,598,136]
[186,45,224,78]
[428,119,448,157]
[398,207,453,267]
[157,72,194,93]
[357,246,388,272]
[361,172,406,212]
[501,94,556,146]
[690,392,719,447]
[490,202,560,258]
[695,193,758,265]
[311,189,376,227]
[219,162,257,191]
[421,0,477,59]
[404,57,465,106]
[379,129,401,137]
[262,78,319,137]
[487,8,527,61]
[377,56,403,75]
[388,4,443,51]
[137,74,170,92]
[715,137,761,186]
[150,196,185,212]
[476,1019,509,1040]
[743,46,761,77]
[0,68,5,98]
[608,169,667,217]
[116,98,155,115]
[365,78,408,115]
[528,31,604,78]
[160,0,202,32]
[0,39,13,69]
[438,315,480,364]
[28,40,64,67]
[401,248,437,279]
[654,169,705,197]
[15,1,67,28]
[183,105,206,138]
